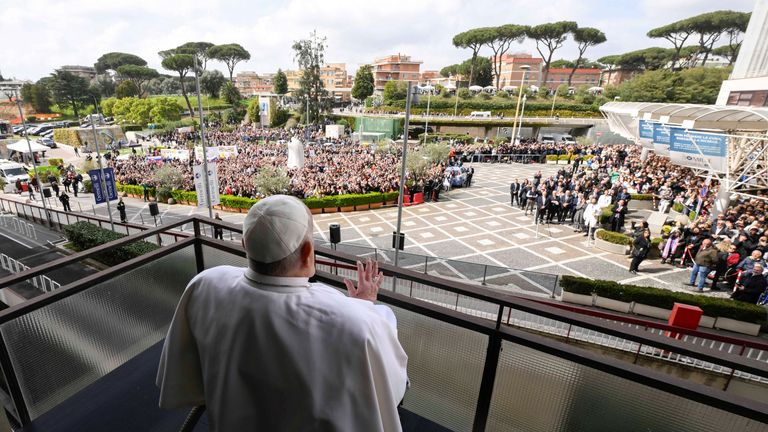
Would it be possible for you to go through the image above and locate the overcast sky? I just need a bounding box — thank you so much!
[1,0,755,81]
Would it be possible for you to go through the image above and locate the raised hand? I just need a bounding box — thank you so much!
[344,258,384,302]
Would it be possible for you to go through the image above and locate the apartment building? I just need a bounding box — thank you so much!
[371,54,422,92]
[234,72,274,96]
[543,68,602,89]
[493,53,544,88]
[59,65,98,80]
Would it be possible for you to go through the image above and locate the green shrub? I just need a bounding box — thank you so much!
[596,229,632,246]
[171,189,197,204]
[546,155,558,161]
[630,193,654,201]
[382,191,399,202]
[48,158,64,167]
[53,128,82,148]
[303,197,330,209]
[560,276,767,324]
[29,166,61,180]
[63,221,160,266]
[599,208,613,225]
[650,237,662,248]
[220,195,258,209]
[672,202,684,213]
[558,154,571,161]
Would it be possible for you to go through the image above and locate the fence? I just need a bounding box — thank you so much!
[0,253,60,293]
[0,214,36,240]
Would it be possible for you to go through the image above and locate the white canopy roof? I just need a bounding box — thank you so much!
[468,85,483,91]
[483,85,495,90]
[443,84,457,90]
[6,139,49,153]
[600,102,768,131]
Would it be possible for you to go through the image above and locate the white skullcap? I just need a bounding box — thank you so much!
[242,195,311,263]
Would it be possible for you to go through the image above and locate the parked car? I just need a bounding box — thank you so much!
[37,137,57,148]
[41,129,54,138]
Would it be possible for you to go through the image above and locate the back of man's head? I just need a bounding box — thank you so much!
[242,195,313,276]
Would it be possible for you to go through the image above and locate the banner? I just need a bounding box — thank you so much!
[668,127,727,172]
[637,119,654,149]
[88,167,118,204]
[195,145,239,160]
[652,123,670,156]
[159,149,190,160]
[193,162,220,207]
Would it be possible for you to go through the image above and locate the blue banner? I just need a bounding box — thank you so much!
[89,167,118,204]
[638,119,654,139]
[652,123,670,145]
[668,127,727,172]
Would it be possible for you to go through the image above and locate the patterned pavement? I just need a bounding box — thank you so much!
[313,162,730,298]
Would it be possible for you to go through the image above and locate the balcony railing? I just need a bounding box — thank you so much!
[0,216,766,431]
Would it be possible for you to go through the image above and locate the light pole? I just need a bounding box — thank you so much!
[550,86,559,118]
[452,75,460,117]
[88,97,115,231]
[509,65,531,145]
[393,81,414,281]
[518,94,527,140]
[193,56,213,218]
[7,89,52,227]
[423,87,432,144]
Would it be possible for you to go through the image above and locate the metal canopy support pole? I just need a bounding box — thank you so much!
[14,95,52,228]
[88,120,115,231]
[392,82,414,290]
[193,56,213,219]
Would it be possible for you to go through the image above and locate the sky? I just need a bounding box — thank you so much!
[0,0,756,82]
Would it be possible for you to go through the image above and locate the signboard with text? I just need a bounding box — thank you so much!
[652,122,670,156]
[668,127,727,172]
[637,119,654,149]
[88,168,118,204]
[193,162,220,207]
[195,145,239,161]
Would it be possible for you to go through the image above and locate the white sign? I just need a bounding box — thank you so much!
[159,149,190,160]
[195,145,238,160]
[193,162,220,207]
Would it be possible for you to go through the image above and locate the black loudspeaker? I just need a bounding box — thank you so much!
[329,223,341,244]
[149,202,159,216]
[392,232,405,250]
[43,188,51,198]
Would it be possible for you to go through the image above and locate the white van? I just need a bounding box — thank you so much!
[556,134,576,144]
[0,161,30,192]
[539,134,555,144]
[467,111,492,118]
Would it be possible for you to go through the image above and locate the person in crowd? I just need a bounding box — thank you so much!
[509,179,520,207]
[724,243,743,291]
[157,196,408,431]
[610,199,628,232]
[214,212,224,240]
[710,240,732,291]
[660,229,681,265]
[736,250,767,275]
[58,191,71,212]
[572,193,587,233]
[731,264,767,304]
[524,187,537,216]
[117,198,127,223]
[583,197,601,240]
[686,238,719,292]
[629,229,652,274]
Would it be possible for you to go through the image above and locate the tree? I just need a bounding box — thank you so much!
[647,19,696,70]
[253,166,290,196]
[21,83,52,113]
[292,31,330,124]
[526,21,579,86]
[485,24,528,89]
[688,11,750,66]
[459,57,493,87]
[712,44,739,65]
[247,96,260,124]
[382,81,408,102]
[93,76,116,98]
[617,67,729,104]
[616,48,673,70]
[351,65,374,101]
[440,64,460,78]
[273,69,288,95]
[115,80,140,99]
[94,52,147,74]
[116,65,159,97]
[221,81,242,105]
[176,42,215,70]
[160,51,196,115]
[452,28,489,87]
[201,70,226,98]
[568,27,606,86]
[207,43,251,81]
[49,70,91,118]
[551,59,576,68]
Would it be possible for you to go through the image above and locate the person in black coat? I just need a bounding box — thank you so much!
[629,229,651,274]
[509,180,520,206]
[610,200,628,232]
[731,265,767,304]
[535,190,549,223]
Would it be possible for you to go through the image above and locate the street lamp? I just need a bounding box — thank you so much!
[518,94,528,140]
[4,88,52,227]
[509,65,531,144]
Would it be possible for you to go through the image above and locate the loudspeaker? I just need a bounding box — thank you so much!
[43,188,51,198]
[329,223,341,244]
[392,231,405,250]
[149,202,159,216]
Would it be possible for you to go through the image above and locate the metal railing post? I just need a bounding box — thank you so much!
[472,331,502,432]
[423,255,429,274]
[481,266,488,285]
[193,220,205,273]
[552,274,559,298]
[0,333,31,425]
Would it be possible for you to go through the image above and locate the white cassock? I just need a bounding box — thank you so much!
[156,266,408,432]
[287,137,305,169]
[596,194,612,209]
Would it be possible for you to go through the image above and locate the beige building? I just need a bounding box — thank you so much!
[492,53,544,89]
[59,65,98,80]
[285,63,351,102]
[235,72,275,96]
[372,54,422,92]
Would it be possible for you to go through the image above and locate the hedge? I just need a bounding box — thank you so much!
[53,128,82,148]
[63,221,159,266]
[599,207,613,225]
[546,155,558,161]
[28,166,61,180]
[672,202,685,213]
[630,194,654,201]
[558,154,572,161]
[560,275,767,324]
[596,229,633,246]
[48,158,64,167]
[384,99,599,113]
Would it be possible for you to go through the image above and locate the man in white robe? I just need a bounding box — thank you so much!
[157,195,408,431]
